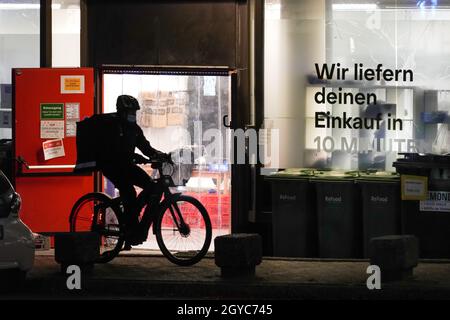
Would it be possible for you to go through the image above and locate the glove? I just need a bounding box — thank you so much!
[133,153,149,164]
[163,152,174,164]
[154,150,169,161]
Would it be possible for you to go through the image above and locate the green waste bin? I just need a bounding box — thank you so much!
[393,153,450,258]
[355,172,401,258]
[266,169,317,257]
[312,171,361,259]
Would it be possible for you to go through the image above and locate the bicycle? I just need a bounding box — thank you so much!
[69,154,212,266]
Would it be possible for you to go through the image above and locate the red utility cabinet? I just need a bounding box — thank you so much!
[13,68,95,233]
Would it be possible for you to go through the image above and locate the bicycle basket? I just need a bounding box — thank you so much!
[162,174,176,187]
[167,147,195,186]
[169,162,193,186]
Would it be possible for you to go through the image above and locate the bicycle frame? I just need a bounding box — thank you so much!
[135,160,188,235]
[102,164,186,234]
[137,178,185,236]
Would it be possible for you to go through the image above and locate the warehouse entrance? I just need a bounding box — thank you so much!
[100,66,234,251]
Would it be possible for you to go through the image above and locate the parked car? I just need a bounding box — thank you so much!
[0,169,35,287]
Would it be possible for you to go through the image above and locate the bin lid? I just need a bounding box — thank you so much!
[310,170,358,181]
[356,171,400,182]
[393,153,450,169]
[266,168,318,179]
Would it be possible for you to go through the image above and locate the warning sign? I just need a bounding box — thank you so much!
[43,139,65,160]
[41,120,64,139]
[420,191,450,213]
[61,75,85,94]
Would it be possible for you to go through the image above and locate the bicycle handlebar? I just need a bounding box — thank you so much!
[136,153,174,167]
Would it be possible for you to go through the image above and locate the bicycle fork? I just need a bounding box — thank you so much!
[159,192,190,236]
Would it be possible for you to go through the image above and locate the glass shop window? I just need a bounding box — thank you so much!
[52,0,80,67]
[0,1,40,139]
[103,72,232,250]
[264,0,450,171]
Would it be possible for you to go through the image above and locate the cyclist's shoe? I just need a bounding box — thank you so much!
[123,225,139,245]
[122,242,133,251]
[124,228,146,246]
[130,228,148,245]
[127,236,144,246]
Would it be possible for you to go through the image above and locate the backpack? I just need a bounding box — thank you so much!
[74,113,116,172]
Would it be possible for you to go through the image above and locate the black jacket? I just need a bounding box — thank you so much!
[75,113,158,171]
[97,113,158,167]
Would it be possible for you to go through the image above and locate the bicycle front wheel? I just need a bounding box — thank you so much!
[155,195,212,266]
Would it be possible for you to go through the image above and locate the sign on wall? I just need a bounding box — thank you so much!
[40,103,65,139]
[42,138,65,160]
[65,102,80,137]
[61,75,85,94]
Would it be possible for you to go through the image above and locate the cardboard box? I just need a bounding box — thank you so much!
[150,106,167,128]
[140,91,158,109]
[167,105,187,126]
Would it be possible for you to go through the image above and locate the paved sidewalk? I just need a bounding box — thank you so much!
[2,250,450,300]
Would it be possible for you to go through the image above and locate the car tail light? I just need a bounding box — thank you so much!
[10,192,21,217]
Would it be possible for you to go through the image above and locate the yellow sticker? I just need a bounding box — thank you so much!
[61,75,85,94]
[401,175,428,200]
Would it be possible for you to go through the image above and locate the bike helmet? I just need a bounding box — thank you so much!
[116,95,140,112]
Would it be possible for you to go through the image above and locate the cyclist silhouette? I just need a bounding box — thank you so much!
[98,95,168,246]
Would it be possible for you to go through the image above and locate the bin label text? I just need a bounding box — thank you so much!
[420,191,450,213]
[280,194,296,201]
[371,196,388,203]
[401,175,428,201]
[325,196,342,203]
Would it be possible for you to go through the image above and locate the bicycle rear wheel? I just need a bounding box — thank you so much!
[69,192,124,263]
[155,195,212,266]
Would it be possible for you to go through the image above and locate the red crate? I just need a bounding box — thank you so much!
[159,192,231,230]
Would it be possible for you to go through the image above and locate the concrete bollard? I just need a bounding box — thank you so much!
[54,232,100,273]
[369,235,419,282]
[214,233,262,278]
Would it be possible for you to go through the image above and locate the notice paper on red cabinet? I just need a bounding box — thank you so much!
[43,139,65,160]
[65,102,80,137]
